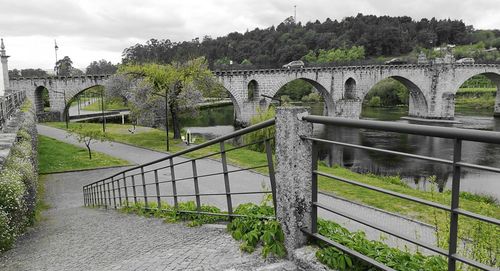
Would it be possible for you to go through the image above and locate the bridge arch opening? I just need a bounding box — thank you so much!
[272,78,333,116]
[344,78,357,99]
[247,80,259,101]
[34,86,50,114]
[362,76,428,119]
[63,85,108,122]
[454,73,500,117]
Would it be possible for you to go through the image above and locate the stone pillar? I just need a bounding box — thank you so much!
[0,38,9,96]
[275,106,313,254]
[494,86,500,118]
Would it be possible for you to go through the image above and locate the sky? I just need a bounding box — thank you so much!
[1,0,499,70]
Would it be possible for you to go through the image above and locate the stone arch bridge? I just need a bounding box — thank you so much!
[8,64,500,124]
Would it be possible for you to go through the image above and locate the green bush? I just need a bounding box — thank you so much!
[301,92,322,103]
[316,219,447,271]
[367,96,381,107]
[244,107,276,153]
[0,210,14,252]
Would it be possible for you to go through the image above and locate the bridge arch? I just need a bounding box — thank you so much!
[363,75,429,118]
[269,77,335,116]
[62,85,104,120]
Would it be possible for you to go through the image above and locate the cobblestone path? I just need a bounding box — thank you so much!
[0,168,271,271]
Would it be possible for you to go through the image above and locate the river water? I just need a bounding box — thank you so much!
[181,104,500,200]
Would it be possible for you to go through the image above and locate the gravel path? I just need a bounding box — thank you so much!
[0,168,272,271]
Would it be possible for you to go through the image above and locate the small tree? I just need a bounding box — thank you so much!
[69,125,106,159]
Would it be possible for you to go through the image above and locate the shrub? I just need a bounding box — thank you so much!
[0,210,14,252]
[245,107,276,153]
[301,92,322,103]
[367,96,381,107]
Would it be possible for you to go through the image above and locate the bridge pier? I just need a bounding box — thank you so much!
[495,89,500,118]
[334,99,362,119]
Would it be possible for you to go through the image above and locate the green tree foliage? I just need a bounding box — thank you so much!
[303,46,365,64]
[86,59,118,75]
[9,69,49,78]
[364,78,409,107]
[68,124,107,159]
[122,14,483,68]
[120,57,223,139]
[275,80,314,101]
[55,56,74,76]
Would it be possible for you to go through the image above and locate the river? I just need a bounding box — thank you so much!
[181,104,500,200]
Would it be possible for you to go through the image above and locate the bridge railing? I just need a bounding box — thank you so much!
[300,115,500,271]
[0,90,26,130]
[83,119,277,219]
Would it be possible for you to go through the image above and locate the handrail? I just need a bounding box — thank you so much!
[301,114,500,271]
[84,118,275,186]
[302,115,500,144]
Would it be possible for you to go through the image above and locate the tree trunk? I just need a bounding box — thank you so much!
[86,143,92,159]
[171,106,181,139]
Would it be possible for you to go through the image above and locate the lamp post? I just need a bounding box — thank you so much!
[100,87,106,133]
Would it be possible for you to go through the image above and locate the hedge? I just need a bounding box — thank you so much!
[0,104,38,252]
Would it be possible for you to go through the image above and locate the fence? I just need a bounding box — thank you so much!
[83,119,277,219]
[300,115,500,271]
[0,90,26,130]
[82,107,500,271]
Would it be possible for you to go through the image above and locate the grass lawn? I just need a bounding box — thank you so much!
[42,122,499,224]
[38,135,130,174]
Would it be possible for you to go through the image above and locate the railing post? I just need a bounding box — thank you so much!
[99,181,105,207]
[123,173,129,207]
[170,158,178,209]
[117,176,122,207]
[191,160,201,212]
[111,177,117,209]
[154,170,161,208]
[448,139,462,271]
[264,139,277,214]
[274,106,313,254]
[131,175,137,204]
[106,182,111,209]
[220,142,233,218]
[311,142,318,234]
[141,167,148,207]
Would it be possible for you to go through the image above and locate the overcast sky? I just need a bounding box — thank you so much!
[1,0,499,70]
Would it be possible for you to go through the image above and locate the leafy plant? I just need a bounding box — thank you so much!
[68,124,107,159]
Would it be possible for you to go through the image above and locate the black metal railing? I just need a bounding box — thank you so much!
[0,91,26,129]
[83,119,277,219]
[301,115,500,271]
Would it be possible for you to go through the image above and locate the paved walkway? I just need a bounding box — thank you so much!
[0,125,437,270]
[0,168,273,271]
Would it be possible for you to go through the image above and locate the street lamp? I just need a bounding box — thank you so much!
[100,87,106,133]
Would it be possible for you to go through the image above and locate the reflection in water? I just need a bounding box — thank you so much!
[181,104,500,199]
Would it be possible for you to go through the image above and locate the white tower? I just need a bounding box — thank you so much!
[0,38,9,96]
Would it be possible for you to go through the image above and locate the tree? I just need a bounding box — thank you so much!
[55,56,73,76]
[68,124,107,159]
[120,57,223,139]
[86,59,118,75]
[8,69,20,78]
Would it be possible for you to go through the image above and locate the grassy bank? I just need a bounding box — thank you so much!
[455,87,497,110]
[38,135,130,174]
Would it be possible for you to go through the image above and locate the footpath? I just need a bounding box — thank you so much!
[0,125,436,270]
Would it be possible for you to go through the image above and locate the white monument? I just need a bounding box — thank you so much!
[0,38,9,96]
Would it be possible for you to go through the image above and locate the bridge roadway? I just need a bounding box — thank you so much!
[0,124,438,269]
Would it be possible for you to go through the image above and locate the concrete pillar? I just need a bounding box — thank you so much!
[275,106,313,253]
[494,87,500,118]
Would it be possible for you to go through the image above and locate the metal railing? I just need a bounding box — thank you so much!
[301,115,500,271]
[83,119,277,219]
[0,91,26,129]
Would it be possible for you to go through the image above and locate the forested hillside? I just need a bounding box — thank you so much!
[122,13,500,68]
